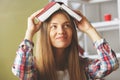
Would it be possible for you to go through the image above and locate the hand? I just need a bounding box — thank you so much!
[24,9,43,41]
[75,10,102,42]
[74,10,94,33]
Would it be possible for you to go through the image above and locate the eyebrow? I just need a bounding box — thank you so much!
[50,21,70,25]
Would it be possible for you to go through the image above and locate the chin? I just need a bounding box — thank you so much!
[55,44,70,48]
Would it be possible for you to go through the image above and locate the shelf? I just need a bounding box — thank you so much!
[85,53,120,59]
[70,0,113,4]
[77,0,120,61]
[88,0,112,3]
[91,20,120,31]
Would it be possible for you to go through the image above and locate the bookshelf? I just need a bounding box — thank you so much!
[68,0,120,58]
[80,0,120,58]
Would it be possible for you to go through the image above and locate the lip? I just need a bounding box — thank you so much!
[56,36,67,40]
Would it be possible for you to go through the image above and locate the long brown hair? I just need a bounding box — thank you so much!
[35,10,86,80]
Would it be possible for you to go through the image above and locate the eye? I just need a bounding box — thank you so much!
[49,25,57,30]
[64,23,71,29]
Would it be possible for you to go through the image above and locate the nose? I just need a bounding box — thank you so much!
[57,26,65,34]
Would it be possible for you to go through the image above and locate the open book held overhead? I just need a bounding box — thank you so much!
[35,2,82,22]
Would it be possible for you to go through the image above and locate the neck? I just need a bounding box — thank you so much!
[53,48,68,71]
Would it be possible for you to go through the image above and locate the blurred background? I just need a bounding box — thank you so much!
[0,0,48,80]
[0,0,120,80]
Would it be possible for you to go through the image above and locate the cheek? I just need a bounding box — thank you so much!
[68,31,73,42]
[67,28,73,38]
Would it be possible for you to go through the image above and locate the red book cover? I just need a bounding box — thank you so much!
[35,2,61,22]
[36,2,56,18]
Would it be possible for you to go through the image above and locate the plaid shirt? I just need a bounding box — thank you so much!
[12,39,119,80]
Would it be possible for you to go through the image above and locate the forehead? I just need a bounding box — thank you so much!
[49,13,70,23]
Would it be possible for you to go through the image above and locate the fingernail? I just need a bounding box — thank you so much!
[34,17,40,24]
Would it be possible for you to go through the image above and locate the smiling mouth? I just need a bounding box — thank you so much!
[56,36,67,40]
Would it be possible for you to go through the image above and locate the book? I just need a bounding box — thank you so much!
[35,2,82,22]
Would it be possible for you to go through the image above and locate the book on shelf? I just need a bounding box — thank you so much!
[35,2,82,22]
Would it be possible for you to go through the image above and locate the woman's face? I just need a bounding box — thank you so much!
[48,13,73,49]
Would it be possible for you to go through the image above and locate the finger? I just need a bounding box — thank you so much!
[29,8,44,24]
[74,10,85,17]
[33,17,40,24]
[31,8,44,18]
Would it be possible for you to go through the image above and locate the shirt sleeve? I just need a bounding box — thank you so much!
[12,39,36,80]
[86,39,119,79]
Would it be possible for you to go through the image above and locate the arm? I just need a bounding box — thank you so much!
[87,39,119,79]
[12,40,36,80]
[12,9,43,80]
[75,11,119,79]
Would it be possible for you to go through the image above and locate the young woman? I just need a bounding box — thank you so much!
[12,5,119,80]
